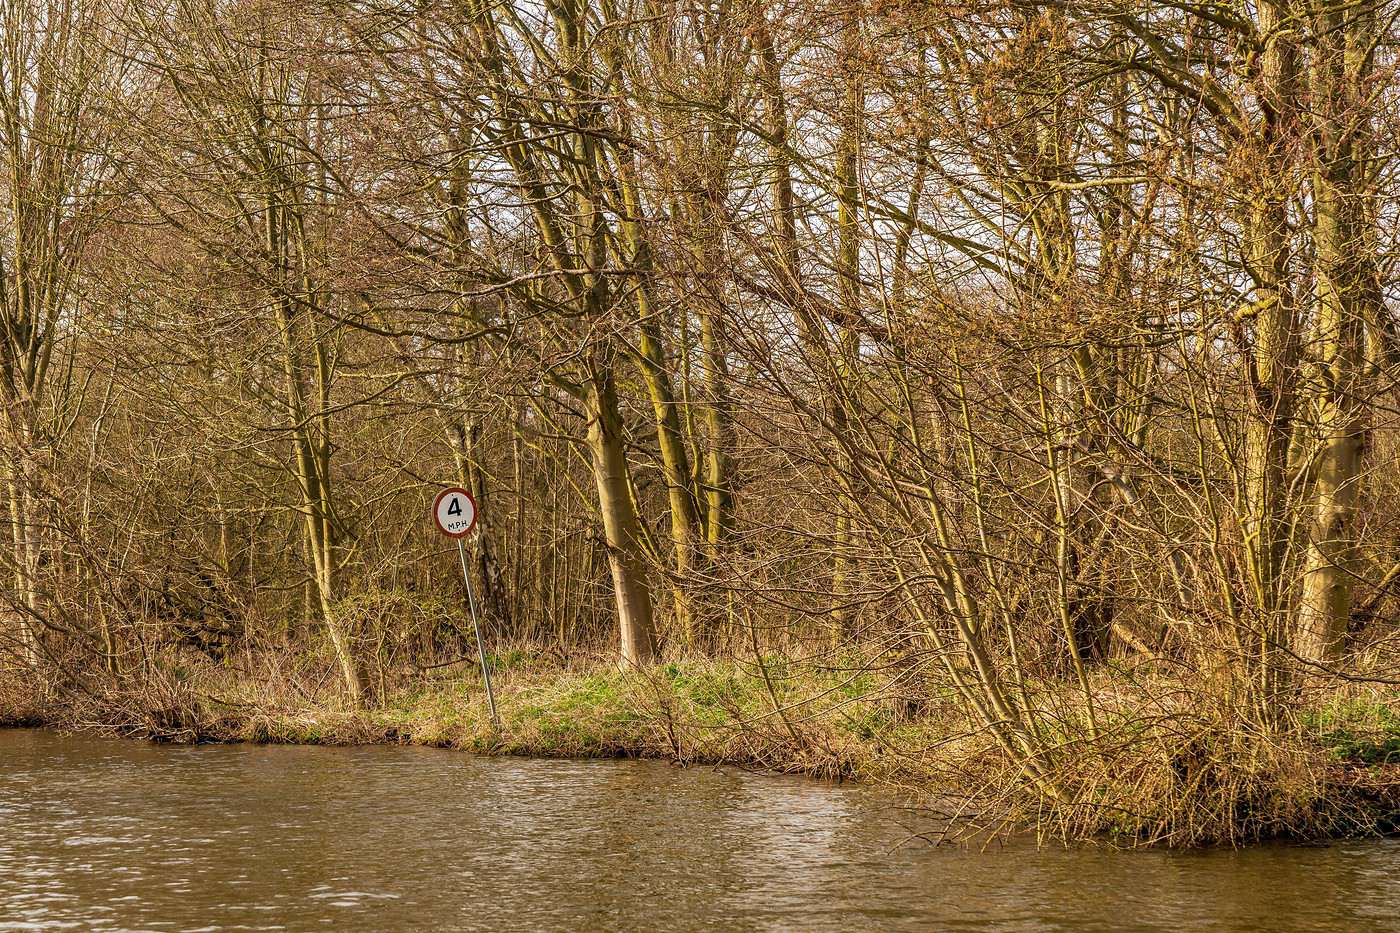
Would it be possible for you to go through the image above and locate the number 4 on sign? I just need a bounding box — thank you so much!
[431,486,497,728]
[433,487,477,537]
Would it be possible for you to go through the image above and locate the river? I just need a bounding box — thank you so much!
[2,728,1398,931]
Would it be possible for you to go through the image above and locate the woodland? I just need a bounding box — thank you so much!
[3,0,1400,844]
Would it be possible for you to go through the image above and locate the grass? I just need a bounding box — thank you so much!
[349,656,946,781]
[1309,693,1400,767]
[0,649,946,787]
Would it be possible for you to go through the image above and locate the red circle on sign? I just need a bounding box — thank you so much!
[432,486,478,538]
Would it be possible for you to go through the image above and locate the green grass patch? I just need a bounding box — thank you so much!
[1308,695,1400,766]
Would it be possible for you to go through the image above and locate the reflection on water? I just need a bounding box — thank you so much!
[2,728,1397,931]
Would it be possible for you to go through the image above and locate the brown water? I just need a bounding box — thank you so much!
[2,729,1398,931]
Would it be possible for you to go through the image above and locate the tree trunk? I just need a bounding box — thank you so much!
[1234,0,1301,713]
[267,185,363,706]
[828,12,864,641]
[699,310,733,560]
[1295,2,1374,665]
[585,358,658,667]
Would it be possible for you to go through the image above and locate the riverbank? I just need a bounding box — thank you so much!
[5,651,1400,846]
[226,657,924,784]
[0,653,947,784]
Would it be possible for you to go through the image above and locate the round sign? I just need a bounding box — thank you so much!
[432,486,478,538]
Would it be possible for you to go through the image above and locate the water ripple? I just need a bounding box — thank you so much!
[2,728,1397,932]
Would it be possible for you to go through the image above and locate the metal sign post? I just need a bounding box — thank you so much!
[433,486,499,729]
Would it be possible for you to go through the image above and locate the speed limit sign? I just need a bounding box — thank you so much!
[432,484,497,726]
[433,487,478,538]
